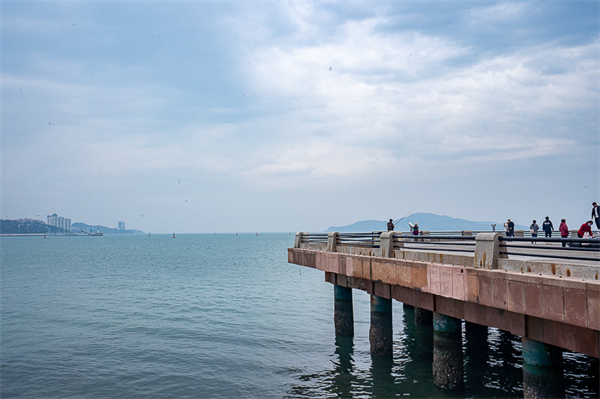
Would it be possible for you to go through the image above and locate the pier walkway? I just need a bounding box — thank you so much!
[288,230,599,397]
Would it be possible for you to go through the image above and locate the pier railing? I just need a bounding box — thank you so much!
[393,234,476,254]
[499,236,600,262]
[295,230,599,279]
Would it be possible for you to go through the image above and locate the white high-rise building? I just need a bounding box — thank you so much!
[47,213,58,226]
[118,221,125,230]
[47,213,71,231]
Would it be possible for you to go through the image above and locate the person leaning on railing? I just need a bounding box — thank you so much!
[577,221,593,238]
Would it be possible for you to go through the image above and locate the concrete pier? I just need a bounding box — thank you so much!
[433,312,464,390]
[289,230,600,397]
[522,338,565,398]
[334,285,354,337]
[369,295,393,357]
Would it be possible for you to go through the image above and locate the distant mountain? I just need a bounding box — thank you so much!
[324,213,527,232]
[72,223,144,235]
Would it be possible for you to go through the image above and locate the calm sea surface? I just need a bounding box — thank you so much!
[1,234,597,398]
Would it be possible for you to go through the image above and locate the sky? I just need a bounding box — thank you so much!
[1,1,599,234]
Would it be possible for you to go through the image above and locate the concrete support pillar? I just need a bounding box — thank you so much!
[415,307,433,326]
[369,295,392,357]
[433,312,464,390]
[522,337,565,398]
[334,285,354,337]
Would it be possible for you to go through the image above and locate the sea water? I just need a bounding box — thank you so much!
[1,234,597,398]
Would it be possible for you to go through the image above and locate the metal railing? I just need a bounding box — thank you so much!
[499,236,600,262]
[300,233,328,244]
[393,234,476,253]
[298,231,599,262]
[337,233,381,248]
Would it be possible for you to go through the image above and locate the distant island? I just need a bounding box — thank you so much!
[324,213,528,232]
[71,223,144,235]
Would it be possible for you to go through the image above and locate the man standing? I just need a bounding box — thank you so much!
[592,202,600,230]
[542,216,554,240]
[387,219,395,231]
[504,219,515,237]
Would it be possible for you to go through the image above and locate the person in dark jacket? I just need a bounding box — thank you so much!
[387,219,395,231]
[592,202,600,229]
[504,219,515,237]
[542,216,554,240]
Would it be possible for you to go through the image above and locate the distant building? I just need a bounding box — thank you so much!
[47,213,71,231]
[118,221,125,230]
[47,213,58,226]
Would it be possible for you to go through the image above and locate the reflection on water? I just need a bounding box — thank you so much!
[287,305,599,398]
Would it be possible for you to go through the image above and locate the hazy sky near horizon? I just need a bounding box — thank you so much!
[2,1,599,233]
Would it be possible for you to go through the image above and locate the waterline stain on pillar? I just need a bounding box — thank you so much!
[334,285,354,337]
[369,295,392,358]
[522,337,565,398]
[433,312,464,390]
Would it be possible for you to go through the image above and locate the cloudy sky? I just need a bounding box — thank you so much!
[2,1,599,233]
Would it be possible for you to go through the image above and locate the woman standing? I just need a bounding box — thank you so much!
[559,219,569,247]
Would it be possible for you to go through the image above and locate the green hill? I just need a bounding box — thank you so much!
[0,219,62,234]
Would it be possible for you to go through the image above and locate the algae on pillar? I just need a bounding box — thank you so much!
[433,312,464,390]
[334,285,354,337]
[369,295,392,357]
[522,337,564,398]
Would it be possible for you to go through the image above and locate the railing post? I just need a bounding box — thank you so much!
[380,232,395,258]
[461,230,473,237]
[474,232,505,269]
[514,229,525,237]
[294,232,305,248]
[327,232,339,252]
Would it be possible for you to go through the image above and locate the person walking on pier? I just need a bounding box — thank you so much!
[387,219,395,231]
[592,202,600,229]
[542,216,554,242]
[559,219,569,247]
[530,220,539,243]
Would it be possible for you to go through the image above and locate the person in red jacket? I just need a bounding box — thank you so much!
[559,219,569,247]
[577,221,593,238]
